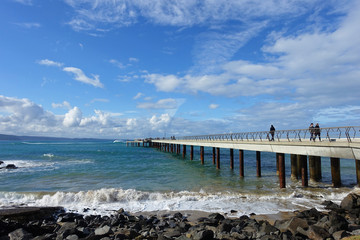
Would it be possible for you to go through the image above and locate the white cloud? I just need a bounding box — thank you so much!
[129,57,139,62]
[109,59,126,69]
[38,59,63,67]
[63,67,104,88]
[14,22,41,28]
[63,107,82,127]
[133,92,144,100]
[209,104,219,109]
[13,0,32,5]
[52,101,71,110]
[65,0,320,31]
[137,98,179,109]
[144,74,183,92]
[149,113,171,131]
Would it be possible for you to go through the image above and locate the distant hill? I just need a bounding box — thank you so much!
[0,134,110,141]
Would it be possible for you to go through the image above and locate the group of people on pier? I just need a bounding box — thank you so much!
[269,123,321,141]
[309,123,321,141]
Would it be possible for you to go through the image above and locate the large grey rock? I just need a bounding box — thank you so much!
[8,228,33,240]
[275,217,308,235]
[307,225,331,240]
[94,225,111,236]
[340,193,360,210]
[332,230,351,240]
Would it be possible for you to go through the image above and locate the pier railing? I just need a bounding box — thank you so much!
[174,126,360,143]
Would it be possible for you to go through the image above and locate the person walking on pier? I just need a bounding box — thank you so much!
[309,123,315,141]
[314,123,321,141]
[270,125,275,141]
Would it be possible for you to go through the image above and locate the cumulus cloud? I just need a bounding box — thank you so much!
[52,101,71,110]
[63,107,82,127]
[38,59,63,67]
[149,113,171,131]
[144,74,183,92]
[63,67,104,88]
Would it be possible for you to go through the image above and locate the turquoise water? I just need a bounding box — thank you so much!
[0,140,358,216]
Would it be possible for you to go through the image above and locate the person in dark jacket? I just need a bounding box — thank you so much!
[309,123,315,141]
[270,125,275,141]
[314,123,321,141]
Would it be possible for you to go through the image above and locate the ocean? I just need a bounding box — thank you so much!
[0,140,358,217]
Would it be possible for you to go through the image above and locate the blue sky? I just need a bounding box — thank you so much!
[1,0,360,139]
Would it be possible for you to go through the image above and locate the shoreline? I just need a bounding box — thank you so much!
[1,193,360,239]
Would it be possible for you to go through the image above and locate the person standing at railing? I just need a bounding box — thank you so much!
[314,123,321,141]
[270,125,275,141]
[309,123,315,141]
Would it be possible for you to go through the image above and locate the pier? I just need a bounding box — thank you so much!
[128,126,360,188]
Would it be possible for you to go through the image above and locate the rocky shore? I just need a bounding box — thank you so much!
[2,194,360,240]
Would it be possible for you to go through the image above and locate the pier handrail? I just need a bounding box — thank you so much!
[172,126,360,143]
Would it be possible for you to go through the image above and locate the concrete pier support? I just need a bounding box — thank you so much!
[177,144,180,154]
[190,146,194,160]
[212,147,216,165]
[200,146,204,165]
[182,145,186,158]
[331,157,341,187]
[230,149,234,170]
[239,150,244,177]
[299,155,308,187]
[356,159,360,187]
[291,154,298,179]
[309,156,322,182]
[276,153,280,175]
[256,151,261,177]
[216,148,220,169]
[278,153,286,188]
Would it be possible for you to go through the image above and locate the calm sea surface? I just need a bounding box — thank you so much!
[0,140,358,216]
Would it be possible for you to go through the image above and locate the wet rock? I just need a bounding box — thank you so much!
[274,217,308,235]
[328,212,348,233]
[5,164,17,169]
[94,225,112,236]
[307,225,331,240]
[8,228,33,240]
[193,229,214,240]
[332,230,351,240]
[341,193,360,211]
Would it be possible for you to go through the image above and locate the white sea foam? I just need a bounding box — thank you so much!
[43,153,54,158]
[0,187,357,216]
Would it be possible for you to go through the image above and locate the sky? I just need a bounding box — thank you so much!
[1,0,360,139]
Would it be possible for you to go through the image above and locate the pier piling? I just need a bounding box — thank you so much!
[190,146,194,160]
[356,159,360,186]
[299,155,308,187]
[278,153,286,188]
[331,157,341,187]
[256,151,261,177]
[239,150,244,177]
[200,146,204,165]
[291,154,298,179]
[216,148,220,169]
[212,147,216,165]
[230,149,234,170]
